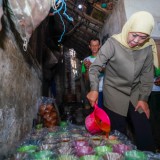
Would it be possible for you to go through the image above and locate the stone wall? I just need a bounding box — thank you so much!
[0,14,42,159]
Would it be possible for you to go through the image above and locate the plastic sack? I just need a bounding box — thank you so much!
[37,96,60,128]
[6,0,52,51]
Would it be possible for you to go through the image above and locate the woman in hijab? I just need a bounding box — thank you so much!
[87,11,158,152]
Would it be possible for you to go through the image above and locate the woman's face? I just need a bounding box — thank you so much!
[127,32,149,48]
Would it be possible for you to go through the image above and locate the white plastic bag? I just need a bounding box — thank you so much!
[7,0,52,51]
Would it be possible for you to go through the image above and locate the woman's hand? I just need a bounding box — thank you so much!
[135,100,150,119]
[86,91,98,107]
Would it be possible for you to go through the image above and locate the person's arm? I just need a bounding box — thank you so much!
[83,60,92,81]
[154,67,160,86]
[87,39,114,106]
[155,67,160,77]
[135,47,154,119]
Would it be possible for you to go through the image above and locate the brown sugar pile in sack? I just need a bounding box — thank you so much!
[38,97,59,128]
